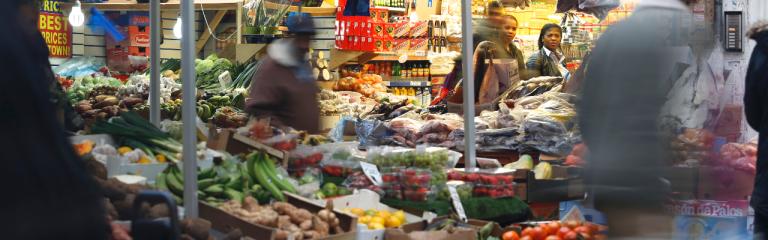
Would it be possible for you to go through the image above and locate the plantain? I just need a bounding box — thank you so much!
[165,167,185,197]
[198,178,216,190]
[203,184,225,195]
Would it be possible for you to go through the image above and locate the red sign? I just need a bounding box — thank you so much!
[39,0,72,58]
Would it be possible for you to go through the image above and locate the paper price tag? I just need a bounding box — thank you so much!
[360,162,383,186]
[447,185,467,222]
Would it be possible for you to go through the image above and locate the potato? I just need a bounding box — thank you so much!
[180,218,212,240]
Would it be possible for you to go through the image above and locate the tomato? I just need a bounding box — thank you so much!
[547,222,561,232]
[502,231,520,240]
[578,233,592,240]
[563,231,578,240]
[520,236,533,240]
[545,236,562,240]
[557,227,571,238]
[521,227,535,237]
[532,227,546,240]
[564,220,580,229]
[539,225,551,238]
[574,226,591,235]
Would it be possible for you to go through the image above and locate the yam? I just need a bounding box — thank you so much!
[180,218,212,240]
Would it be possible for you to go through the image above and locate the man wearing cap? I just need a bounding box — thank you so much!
[246,14,320,133]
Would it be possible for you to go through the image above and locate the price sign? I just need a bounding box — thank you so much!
[39,0,73,58]
[447,185,467,222]
[360,162,383,186]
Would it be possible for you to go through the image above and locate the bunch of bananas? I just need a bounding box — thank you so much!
[161,99,183,121]
[155,162,273,206]
[207,95,232,108]
[196,100,215,122]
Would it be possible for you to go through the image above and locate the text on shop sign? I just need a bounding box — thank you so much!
[39,0,72,58]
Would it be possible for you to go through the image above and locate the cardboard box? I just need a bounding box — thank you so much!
[128,26,151,47]
[200,192,357,240]
[663,166,699,196]
[670,200,752,239]
[697,167,754,201]
[385,217,501,240]
[206,129,288,166]
[525,166,585,203]
[128,46,149,57]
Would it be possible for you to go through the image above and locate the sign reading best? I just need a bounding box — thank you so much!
[39,0,72,58]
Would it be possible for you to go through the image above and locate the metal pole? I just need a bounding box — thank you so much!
[181,0,198,218]
[460,0,476,171]
[149,0,161,126]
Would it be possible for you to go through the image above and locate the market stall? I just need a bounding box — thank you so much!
[53,0,647,239]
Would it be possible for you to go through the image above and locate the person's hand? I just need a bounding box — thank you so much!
[110,222,132,240]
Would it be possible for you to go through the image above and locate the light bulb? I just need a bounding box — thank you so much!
[173,16,183,39]
[69,1,85,27]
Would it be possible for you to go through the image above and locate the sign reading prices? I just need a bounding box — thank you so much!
[39,0,73,58]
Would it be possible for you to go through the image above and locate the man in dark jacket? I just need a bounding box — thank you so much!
[577,0,693,237]
[745,22,768,239]
[246,14,320,133]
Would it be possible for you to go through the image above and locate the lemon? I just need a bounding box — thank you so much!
[376,210,391,219]
[370,216,386,226]
[350,208,365,217]
[394,210,406,222]
[359,216,372,224]
[385,216,403,228]
[365,209,378,216]
[368,222,385,230]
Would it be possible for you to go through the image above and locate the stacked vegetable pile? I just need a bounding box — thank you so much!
[66,75,124,103]
[503,220,605,240]
[195,54,234,92]
[218,198,347,240]
[155,152,298,205]
[91,111,183,162]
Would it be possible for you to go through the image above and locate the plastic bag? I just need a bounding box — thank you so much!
[318,144,362,177]
[53,57,106,78]
[356,118,390,149]
[518,113,574,155]
[578,0,619,9]
[578,0,620,20]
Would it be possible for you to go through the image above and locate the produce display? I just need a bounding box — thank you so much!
[716,142,757,174]
[670,128,715,166]
[218,198,347,240]
[333,74,387,98]
[195,54,234,92]
[343,208,407,230]
[505,221,605,240]
[91,111,183,162]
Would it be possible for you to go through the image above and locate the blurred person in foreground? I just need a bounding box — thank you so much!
[526,23,567,79]
[745,22,768,239]
[0,0,108,238]
[18,0,83,132]
[246,14,320,133]
[577,0,694,238]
